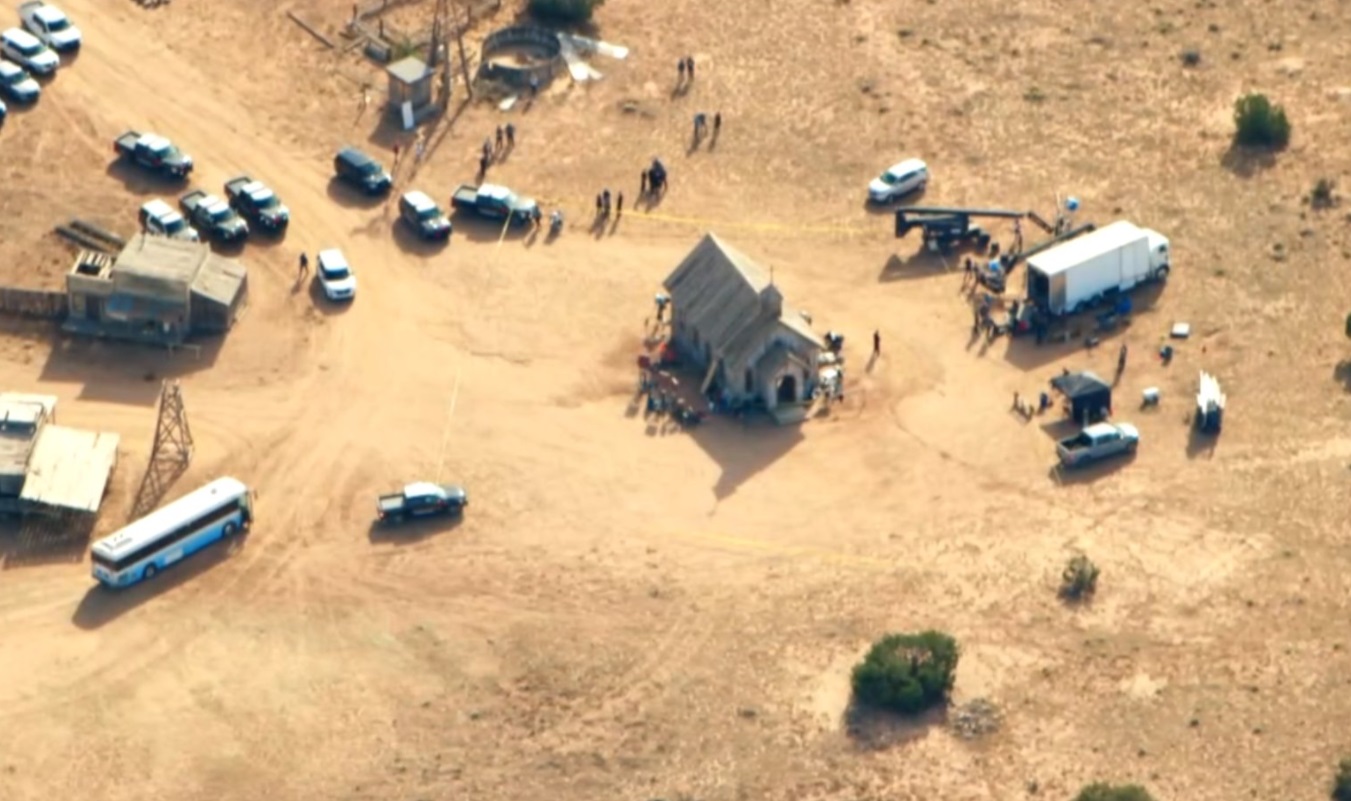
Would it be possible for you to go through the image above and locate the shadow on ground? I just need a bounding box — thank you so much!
[449,210,529,243]
[103,160,191,196]
[0,512,94,570]
[1220,143,1277,178]
[71,533,249,630]
[1048,452,1136,485]
[40,334,225,406]
[325,177,388,210]
[845,702,947,751]
[878,252,951,283]
[688,413,805,501]
[367,514,463,544]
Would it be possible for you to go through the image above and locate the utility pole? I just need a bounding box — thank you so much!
[452,0,473,99]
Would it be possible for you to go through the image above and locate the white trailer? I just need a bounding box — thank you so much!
[1025,221,1171,316]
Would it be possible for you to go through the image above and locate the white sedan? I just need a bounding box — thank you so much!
[317,248,357,302]
[867,158,929,204]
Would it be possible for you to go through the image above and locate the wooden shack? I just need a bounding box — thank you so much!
[64,235,248,346]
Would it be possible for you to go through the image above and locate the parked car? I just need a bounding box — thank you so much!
[333,146,391,196]
[398,190,452,240]
[376,482,468,525]
[18,2,80,53]
[0,27,57,76]
[0,58,39,103]
[139,198,199,242]
[867,158,929,204]
[1056,422,1140,469]
[316,248,356,301]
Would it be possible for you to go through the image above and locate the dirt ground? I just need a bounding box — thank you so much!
[2,0,1351,799]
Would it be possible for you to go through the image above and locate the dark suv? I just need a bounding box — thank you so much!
[333,146,392,196]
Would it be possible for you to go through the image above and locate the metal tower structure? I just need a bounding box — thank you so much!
[130,380,194,520]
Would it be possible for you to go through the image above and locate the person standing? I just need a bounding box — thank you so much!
[678,59,686,83]
[616,192,624,218]
[298,252,309,280]
[873,330,881,356]
[505,123,516,148]
[686,56,695,80]
[713,111,721,135]
[640,169,649,196]
[495,126,504,152]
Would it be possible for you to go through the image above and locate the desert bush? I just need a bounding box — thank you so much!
[528,0,604,24]
[1073,783,1157,801]
[1233,92,1291,148]
[1060,554,1100,601]
[850,630,959,715]
[1333,758,1351,801]
[1312,177,1338,209]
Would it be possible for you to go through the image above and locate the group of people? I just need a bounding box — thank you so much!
[478,123,517,180]
[595,188,624,219]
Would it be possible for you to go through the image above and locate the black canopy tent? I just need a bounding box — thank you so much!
[1050,370,1112,423]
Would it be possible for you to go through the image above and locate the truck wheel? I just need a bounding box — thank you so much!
[1154,266,1170,281]
[223,522,238,538]
[144,564,158,580]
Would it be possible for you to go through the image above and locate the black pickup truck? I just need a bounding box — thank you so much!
[114,131,193,179]
[450,183,538,227]
[376,482,468,525]
[224,175,289,233]
[179,190,249,242]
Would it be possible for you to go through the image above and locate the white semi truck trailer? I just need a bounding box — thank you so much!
[1024,221,1171,316]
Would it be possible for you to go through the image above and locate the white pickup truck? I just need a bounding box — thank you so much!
[1056,422,1139,469]
[18,1,80,53]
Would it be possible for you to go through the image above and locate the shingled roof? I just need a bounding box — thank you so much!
[663,234,821,369]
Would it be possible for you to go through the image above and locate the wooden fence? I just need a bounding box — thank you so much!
[0,287,69,320]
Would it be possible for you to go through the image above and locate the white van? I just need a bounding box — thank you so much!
[139,199,200,242]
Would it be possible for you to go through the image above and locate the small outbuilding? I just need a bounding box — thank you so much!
[1050,370,1112,424]
[663,234,824,414]
[386,56,434,121]
[64,235,248,346]
[0,392,119,517]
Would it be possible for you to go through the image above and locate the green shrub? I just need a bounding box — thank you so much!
[1333,758,1351,801]
[850,630,959,715]
[1073,783,1157,801]
[528,0,604,24]
[1060,554,1100,601]
[1233,92,1291,148]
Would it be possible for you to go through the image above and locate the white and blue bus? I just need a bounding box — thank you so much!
[90,477,254,589]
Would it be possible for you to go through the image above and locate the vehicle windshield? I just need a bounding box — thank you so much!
[164,217,186,234]
[208,208,231,223]
[46,17,70,32]
[252,190,277,208]
[321,261,351,280]
[1,71,19,86]
[418,207,443,221]
[359,161,381,176]
[880,171,900,185]
[15,41,41,57]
